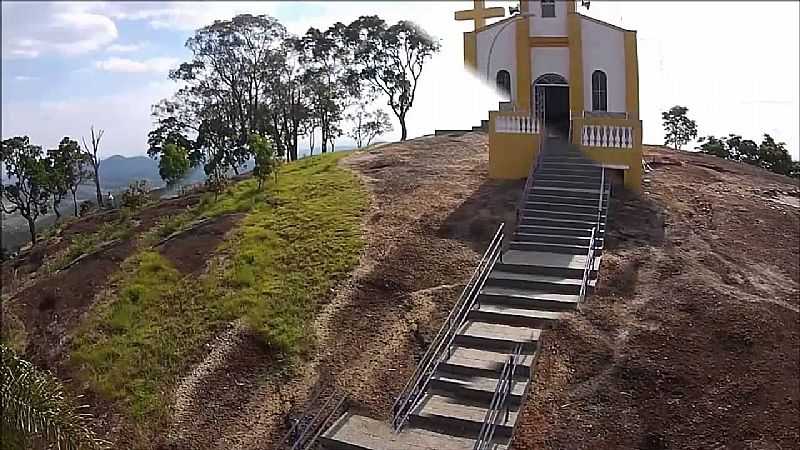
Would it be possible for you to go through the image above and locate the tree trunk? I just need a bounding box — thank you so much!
[93,164,103,207]
[27,217,37,246]
[53,198,61,221]
[399,115,408,141]
[72,190,79,217]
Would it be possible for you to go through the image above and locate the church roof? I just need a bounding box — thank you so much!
[578,13,636,33]
[474,15,518,34]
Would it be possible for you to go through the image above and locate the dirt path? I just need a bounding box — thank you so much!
[161,132,523,449]
[512,146,799,449]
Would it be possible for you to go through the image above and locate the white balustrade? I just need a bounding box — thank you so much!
[494,115,540,134]
[581,125,634,149]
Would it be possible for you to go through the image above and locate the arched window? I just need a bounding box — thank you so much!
[496,70,511,98]
[591,70,608,111]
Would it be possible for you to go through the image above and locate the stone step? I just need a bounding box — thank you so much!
[537,165,601,174]
[409,394,518,440]
[510,240,602,256]
[524,200,607,214]
[513,232,604,247]
[534,173,603,183]
[320,413,488,450]
[479,286,580,311]
[534,179,606,190]
[454,321,540,352]
[520,208,606,222]
[469,303,562,328]
[515,224,602,237]
[438,347,534,379]
[531,185,607,197]
[486,270,588,294]
[520,215,606,229]
[498,249,601,279]
[527,193,604,207]
[539,162,599,171]
[428,372,527,406]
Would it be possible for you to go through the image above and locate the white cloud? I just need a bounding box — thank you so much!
[2,81,178,158]
[94,56,179,74]
[107,42,147,53]
[1,2,118,59]
[14,75,38,82]
[91,1,279,31]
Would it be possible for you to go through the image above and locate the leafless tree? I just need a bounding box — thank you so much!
[81,126,105,207]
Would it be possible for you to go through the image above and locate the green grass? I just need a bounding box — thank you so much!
[71,152,367,425]
[51,212,135,271]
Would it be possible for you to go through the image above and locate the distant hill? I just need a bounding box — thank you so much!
[98,155,161,190]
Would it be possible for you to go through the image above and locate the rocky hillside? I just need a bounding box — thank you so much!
[514,145,799,449]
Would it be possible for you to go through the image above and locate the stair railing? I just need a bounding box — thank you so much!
[277,392,348,450]
[579,166,608,304]
[515,137,548,234]
[391,223,505,431]
[474,344,523,450]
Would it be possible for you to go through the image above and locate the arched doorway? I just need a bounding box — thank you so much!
[532,73,570,138]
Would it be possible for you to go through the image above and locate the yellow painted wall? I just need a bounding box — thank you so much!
[464,31,477,70]
[488,112,541,179]
[572,117,643,191]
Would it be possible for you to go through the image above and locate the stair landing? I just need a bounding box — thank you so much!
[321,413,507,450]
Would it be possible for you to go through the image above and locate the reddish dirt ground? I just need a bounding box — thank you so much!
[161,133,522,449]
[157,213,245,274]
[513,146,799,449]
[2,194,206,378]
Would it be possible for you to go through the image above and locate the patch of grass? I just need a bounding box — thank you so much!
[71,152,367,426]
[52,214,134,270]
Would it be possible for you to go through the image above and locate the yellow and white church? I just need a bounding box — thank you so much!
[456,0,643,190]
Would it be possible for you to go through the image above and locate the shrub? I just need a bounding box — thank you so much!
[121,180,151,209]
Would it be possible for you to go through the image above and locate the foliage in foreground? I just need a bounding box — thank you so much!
[70,152,367,426]
[1,345,105,450]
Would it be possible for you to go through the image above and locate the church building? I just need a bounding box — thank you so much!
[456,0,643,190]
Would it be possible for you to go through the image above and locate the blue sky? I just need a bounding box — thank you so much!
[2,1,799,159]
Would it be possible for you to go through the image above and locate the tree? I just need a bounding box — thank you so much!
[46,137,88,219]
[1,344,106,450]
[347,94,393,148]
[81,126,105,208]
[662,105,697,150]
[158,143,191,187]
[346,17,440,141]
[299,24,352,154]
[696,135,729,159]
[758,134,793,176]
[152,14,298,184]
[249,133,278,189]
[1,137,51,245]
[726,134,759,165]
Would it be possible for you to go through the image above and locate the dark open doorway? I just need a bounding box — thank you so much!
[532,73,570,138]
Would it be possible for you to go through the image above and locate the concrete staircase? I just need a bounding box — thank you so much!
[320,138,609,450]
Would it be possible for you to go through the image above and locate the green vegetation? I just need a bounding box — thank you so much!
[51,213,134,271]
[71,152,367,425]
[1,345,106,450]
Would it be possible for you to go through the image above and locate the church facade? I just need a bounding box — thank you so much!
[456,0,643,190]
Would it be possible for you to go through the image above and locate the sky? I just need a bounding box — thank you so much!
[2,1,799,159]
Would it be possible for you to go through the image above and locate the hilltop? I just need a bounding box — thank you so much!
[1,134,798,449]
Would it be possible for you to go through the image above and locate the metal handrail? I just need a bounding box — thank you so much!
[392,223,505,430]
[515,135,547,230]
[277,392,348,450]
[578,166,608,303]
[474,344,523,450]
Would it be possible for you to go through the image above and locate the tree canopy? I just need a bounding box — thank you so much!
[662,105,698,151]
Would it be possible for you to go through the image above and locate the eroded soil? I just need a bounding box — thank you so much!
[512,146,799,449]
[162,133,523,449]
